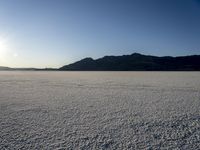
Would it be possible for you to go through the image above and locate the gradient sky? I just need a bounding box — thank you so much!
[0,0,200,68]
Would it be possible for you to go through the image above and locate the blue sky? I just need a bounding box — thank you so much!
[0,0,200,68]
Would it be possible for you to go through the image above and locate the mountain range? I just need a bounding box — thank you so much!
[60,53,200,71]
[1,53,200,71]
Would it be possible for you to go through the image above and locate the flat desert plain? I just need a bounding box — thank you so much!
[0,71,200,149]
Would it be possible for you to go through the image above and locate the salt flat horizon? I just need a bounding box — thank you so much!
[0,71,200,149]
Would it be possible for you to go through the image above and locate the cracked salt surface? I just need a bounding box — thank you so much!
[0,71,200,149]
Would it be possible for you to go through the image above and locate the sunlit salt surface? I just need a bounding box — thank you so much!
[0,71,200,149]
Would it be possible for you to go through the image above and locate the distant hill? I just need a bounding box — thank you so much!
[0,66,57,71]
[60,53,200,71]
[0,66,12,70]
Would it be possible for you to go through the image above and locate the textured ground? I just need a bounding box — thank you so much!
[0,71,200,149]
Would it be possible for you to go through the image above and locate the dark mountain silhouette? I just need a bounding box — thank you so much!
[60,53,200,71]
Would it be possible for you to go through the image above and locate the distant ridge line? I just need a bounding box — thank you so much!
[59,53,200,71]
[1,53,200,71]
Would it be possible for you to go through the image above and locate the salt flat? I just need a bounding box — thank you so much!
[0,71,200,149]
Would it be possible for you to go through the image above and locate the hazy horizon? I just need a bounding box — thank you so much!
[0,0,200,68]
[1,52,200,69]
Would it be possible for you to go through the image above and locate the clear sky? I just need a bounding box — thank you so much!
[0,0,200,68]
